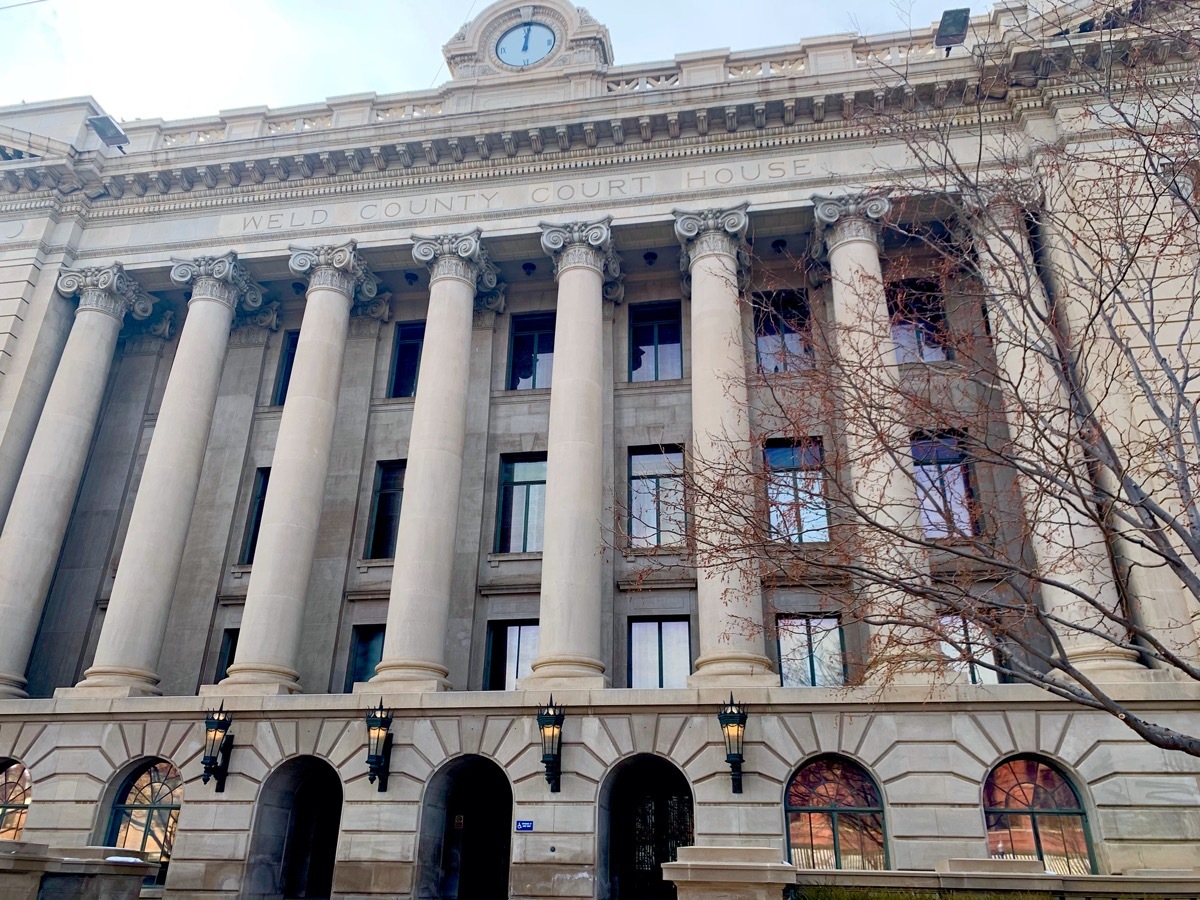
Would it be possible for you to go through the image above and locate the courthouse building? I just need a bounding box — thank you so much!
[1,0,1199,897]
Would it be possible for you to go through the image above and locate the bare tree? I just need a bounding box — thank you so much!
[630,0,1200,756]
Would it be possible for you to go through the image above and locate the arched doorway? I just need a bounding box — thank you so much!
[244,756,342,900]
[599,754,694,900]
[416,755,512,900]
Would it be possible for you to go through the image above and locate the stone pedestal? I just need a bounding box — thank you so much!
[662,847,795,900]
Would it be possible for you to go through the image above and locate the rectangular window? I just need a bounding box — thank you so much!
[765,440,830,543]
[496,454,548,552]
[755,291,814,373]
[629,301,683,382]
[213,628,239,683]
[239,467,270,565]
[388,322,425,398]
[913,434,977,538]
[629,618,691,688]
[778,616,844,687]
[485,620,539,690]
[507,313,556,390]
[271,330,300,405]
[365,461,406,559]
[887,279,951,363]
[345,624,386,691]
[939,614,1000,684]
[629,447,686,548]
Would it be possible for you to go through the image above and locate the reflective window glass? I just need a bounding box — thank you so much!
[887,279,951,363]
[755,291,814,373]
[271,330,300,405]
[508,313,556,390]
[913,434,976,538]
[629,618,690,688]
[497,455,548,552]
[630,302,683,382]
[0,761,30,842]
[939,614,1000,684]
[785,755,887,870]
[389,322,425,398]
[629,447,686,547]
[105,761,183,885]
[984,756,1094,875]
[365,460,406,559]
[778,616,844,687]
[485,621,539,690]
[239,467,271,565]
[765,441,829,543]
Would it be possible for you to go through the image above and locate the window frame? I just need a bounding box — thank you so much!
[627,616,692,689]
[483,619,540,690]
[628,300,684,383]
[271,329,300,406]
[886,277,953,364]
[754,290,814,374]
[628,445,686,548]
[764,439,830,544]
[213,628,239,684]
[0,760,30,842]
[938,614,1003,684]
[495,453,549,553]
[104,760,183,886]
[344,623,386,692]
[784,754,889,871]
[777,615,846,687]
[506,312,557,391]
[364,460,406,560]
[388,321,426,399]
[239,467,271,565]
[912,432,979,539]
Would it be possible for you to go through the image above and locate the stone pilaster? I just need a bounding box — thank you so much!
[0,264,150,698]
[69,252,265,697]
[218,241,375,694]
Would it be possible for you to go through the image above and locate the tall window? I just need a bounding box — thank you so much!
[239,467,270,565]
[629,447,686,548]
[765,440,829,543]
[785,755,887,870]
[630,301,683,382]
[755,291,814,373]
[345,624,386,691]
[496,454,547,552]
[778,616,844,687]
[887,278,951,363]
[984,756,1095,875]
[0,760,30,842]
[485,620,539,690]
[508,313,555,390]
[629,618,690,688]
[939,614,1000,684]
[389,322,425,398]
[271,330,300,405]
[213,628,239,683]
[105,760,183,885]
[365,461,406,559]
[912,433,976,538]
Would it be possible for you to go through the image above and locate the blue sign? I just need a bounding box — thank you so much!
[515,820,534,832]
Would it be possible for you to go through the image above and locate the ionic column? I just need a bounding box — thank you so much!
[220,241,376,693]
[674,205,775,685]
[814,194,937,682]
[523,218,622,689]
[0,264,148,698]
[372,231,502,691]
[71,253,264,696]
[968,197,1145,678]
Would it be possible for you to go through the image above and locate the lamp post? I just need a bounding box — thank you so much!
[201,703,233,792]
[536,696,566,793]
[717,693,748,794]
[365,699,394,793]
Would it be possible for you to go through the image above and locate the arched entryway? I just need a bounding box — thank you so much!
[598,754,694,900]
[244,756,343,900]
[416,755,512,900]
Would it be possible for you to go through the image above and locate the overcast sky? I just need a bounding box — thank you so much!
[0,0,959,123]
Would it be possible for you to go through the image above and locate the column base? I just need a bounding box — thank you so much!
[522,653,609,690]
[56,684,160,699]
[65,665,162,698]
[211,661,302,695]
[370,660,451,692]
[199,681,298,697]
[0,673,29,700]
[688,651,777,687]
[1061,645,1148,682]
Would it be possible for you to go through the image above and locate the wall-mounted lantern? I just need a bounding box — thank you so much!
[365,699,394,793]
[536,696,566,793]
[717,693,748,794]
[201,703,234,792]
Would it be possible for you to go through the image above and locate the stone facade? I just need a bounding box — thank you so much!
[1,0,1199,898]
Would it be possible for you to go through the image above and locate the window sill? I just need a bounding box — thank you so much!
[615,377,691,393]
[492,387,552,401]
[622,544,688,559]
[371,395,416,409]
[230,563,252,580]
[356,557,394,573]
[487,551,543,567]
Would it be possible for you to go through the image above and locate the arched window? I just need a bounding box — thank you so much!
[785,755,887,870]
[105,760,183,885]
[984,755,1095,875]
[1,760,31,841]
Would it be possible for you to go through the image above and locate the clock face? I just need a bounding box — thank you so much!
[495,22,556,68]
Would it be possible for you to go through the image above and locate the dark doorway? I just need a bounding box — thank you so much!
[244,756,342,900]
[601,754,694,900]
[416,755,513,900]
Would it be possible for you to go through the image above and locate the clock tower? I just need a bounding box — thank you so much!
[442,0,613,80]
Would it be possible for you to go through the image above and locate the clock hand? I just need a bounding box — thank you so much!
[522,24,531,51]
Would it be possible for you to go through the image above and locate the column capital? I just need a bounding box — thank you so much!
[960,181,1042,234]
[288,240,378,303]
[170,250,265,313]
[57,262,154,324]
[412,229,508,314]
[813,193,891,253]
[540,217,624,302]
[673,203,749,259]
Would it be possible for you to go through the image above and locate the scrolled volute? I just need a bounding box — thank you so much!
[539,216,613,257]
[289,240,377,303]
[411,229,485,269]
[672,203,749,247]
[812,192,892,227]
[171,251,265,312]
[57,262,155,322]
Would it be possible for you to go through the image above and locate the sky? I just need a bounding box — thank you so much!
[0,0,958,124]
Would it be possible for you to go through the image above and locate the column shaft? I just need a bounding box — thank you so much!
[0,266,138,698]
[373,236,482,690]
